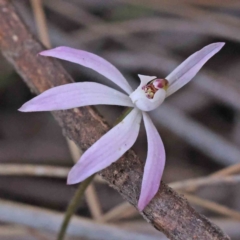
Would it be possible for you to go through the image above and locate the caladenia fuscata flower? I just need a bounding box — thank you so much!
[19,42,224,210]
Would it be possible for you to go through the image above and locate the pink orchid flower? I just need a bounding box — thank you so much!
[19,42,224,210]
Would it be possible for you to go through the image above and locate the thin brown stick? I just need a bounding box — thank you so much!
[0,1,230,239]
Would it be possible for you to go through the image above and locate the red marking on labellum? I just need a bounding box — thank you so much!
[142,78,168,99]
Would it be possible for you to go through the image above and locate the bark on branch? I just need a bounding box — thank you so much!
[0,1,230,239]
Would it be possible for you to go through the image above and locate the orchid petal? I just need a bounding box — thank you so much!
[166,42,225,97]
[67,108,142,184]
[19,82,133,112]
[40,47,133,94]
[138,112,165,211]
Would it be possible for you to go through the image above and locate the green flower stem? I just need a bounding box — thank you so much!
[57,175,94,240]
[57,107,133,240]
[114,107,133,125]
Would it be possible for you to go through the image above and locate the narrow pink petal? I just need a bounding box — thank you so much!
[67,108,142,184]
[166,42,225,97]
[40,47,133,94]
[138,112,165,211]
[19,82,133,112]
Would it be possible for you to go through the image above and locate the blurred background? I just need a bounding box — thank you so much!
[1,0,240,239]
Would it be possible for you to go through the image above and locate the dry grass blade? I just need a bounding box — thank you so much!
[211,163,240,177]
[85,183,103,221]
[182,0,240,8]
[0,199,161,240]
[67,138,83,163]
[169,164,240,193]
[0,225,50,240]
[0,163,69,178]
[101,202,138,223]
[170,175,240,191]
[30,0,50,48]
[184,193,240,221]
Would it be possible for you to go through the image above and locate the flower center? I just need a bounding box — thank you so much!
[142,78,169,99]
